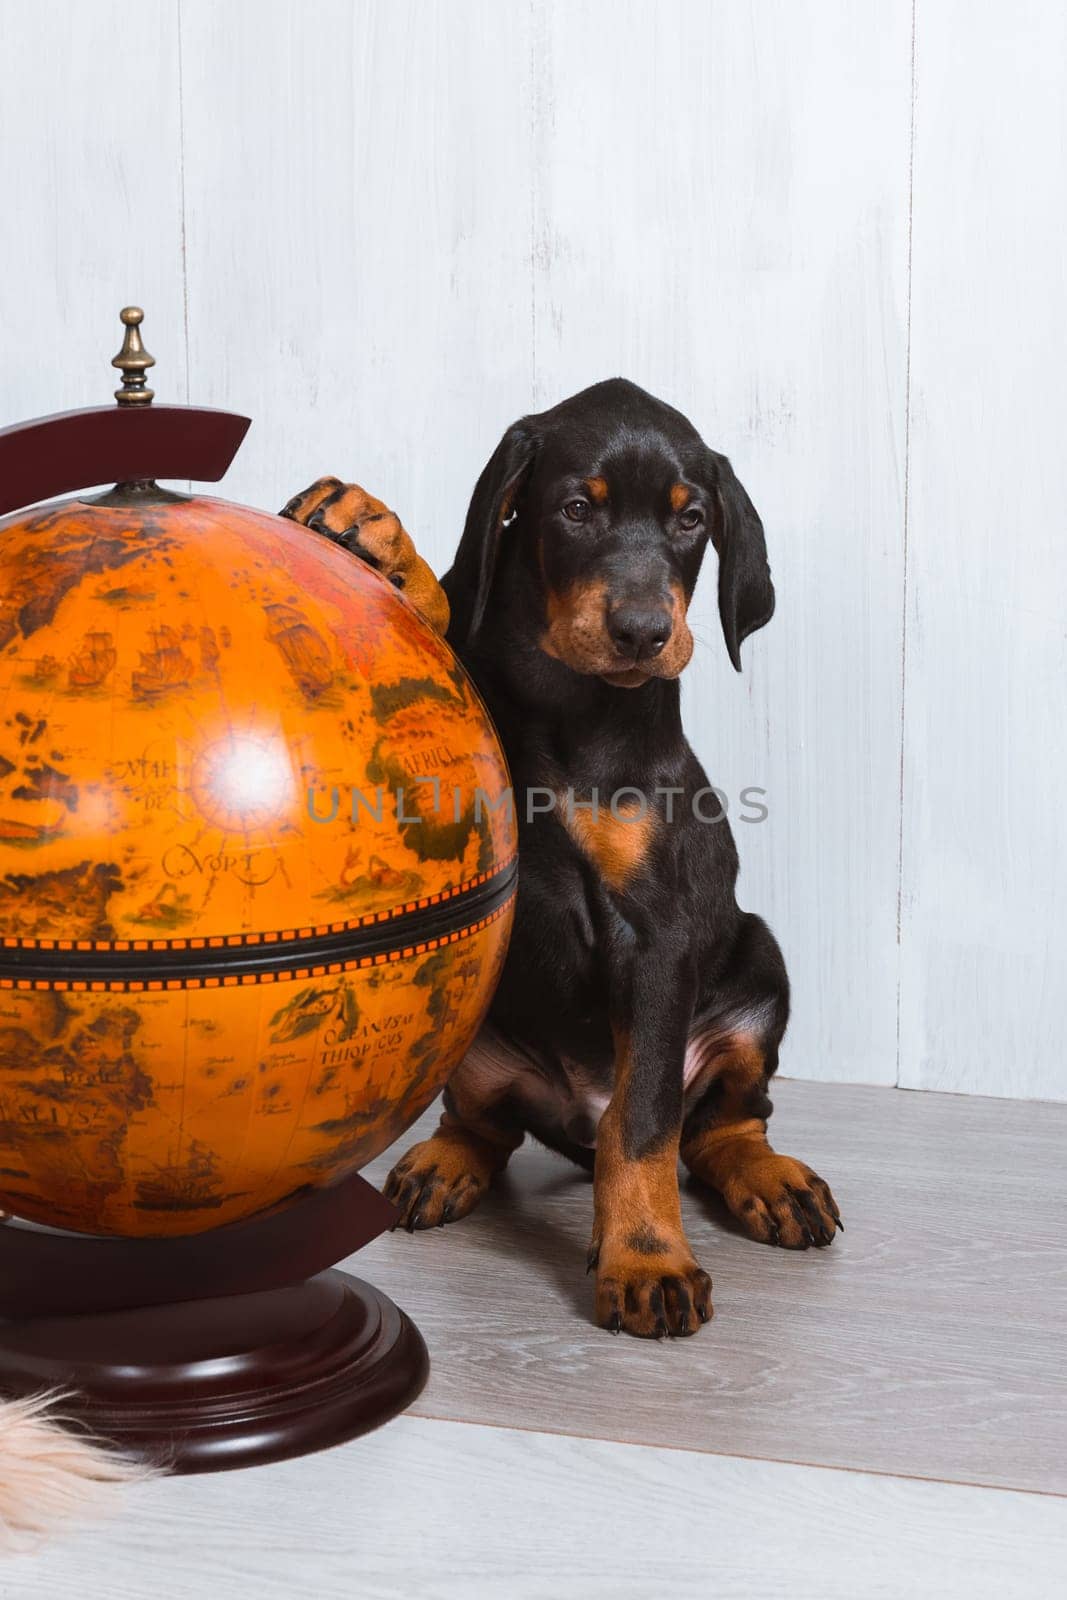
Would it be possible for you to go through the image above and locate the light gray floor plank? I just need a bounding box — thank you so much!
[3,1416,1064,1600]
[351,1079,1067,1495]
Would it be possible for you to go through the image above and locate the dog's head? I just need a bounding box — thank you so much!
[446,379,774,681]
[280,477,450,636]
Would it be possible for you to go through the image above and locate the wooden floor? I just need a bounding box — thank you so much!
[356,1077,1067,1496]
[6,1079,1067,1597]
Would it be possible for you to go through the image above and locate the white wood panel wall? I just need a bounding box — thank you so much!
[899,0,1067,1097]
[0,0,187,418]
[0,0,1063,1100]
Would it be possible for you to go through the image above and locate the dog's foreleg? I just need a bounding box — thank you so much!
[590,938,712,1338]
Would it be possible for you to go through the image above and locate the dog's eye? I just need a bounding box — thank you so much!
[677,507,704,531]
[562,498,592,523]
[390,572,406,589]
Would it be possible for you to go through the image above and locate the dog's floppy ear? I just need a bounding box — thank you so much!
[708,452,775,672]
[444,421,539,649]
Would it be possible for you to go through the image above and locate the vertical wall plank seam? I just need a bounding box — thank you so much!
[894,0,919,1089]
[528,0,541,404]
[176,0,191,408]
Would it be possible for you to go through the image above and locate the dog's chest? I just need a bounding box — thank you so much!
[555,788,660,896]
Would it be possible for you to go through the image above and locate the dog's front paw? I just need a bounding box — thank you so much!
[279,477,450,634]
[591,1234,713,1338]
[721,1152,841,1249]
[383,1127,502,1231]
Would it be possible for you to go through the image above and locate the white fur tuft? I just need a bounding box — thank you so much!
[0,1391,158,1550]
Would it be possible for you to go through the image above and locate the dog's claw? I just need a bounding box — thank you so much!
[586,1242,600,1273]
[726,1160,839,1250]
[383,1135,493,1230]
[835,1217,845,1233]
[598,1263,711,1337]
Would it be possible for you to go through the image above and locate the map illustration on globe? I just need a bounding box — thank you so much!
[0,491,516,1236]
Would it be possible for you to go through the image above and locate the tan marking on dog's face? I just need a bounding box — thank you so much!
[669,483,690,512]
[585,475,609,505]
[559,792,659,892]
[656,579,693,677]
[540,575,616,673]
[540,574,692,684]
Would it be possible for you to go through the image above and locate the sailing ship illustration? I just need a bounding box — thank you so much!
[453,955,482,986]
[437,994,462,1033]
[133,1138,225,1212]
[31,653,61,684]
[132,625,195,697]
[264,602,334,696]
[131,880,192,930]
[199,625,221,672]
[330,845,422,904]
[67,631,116,690]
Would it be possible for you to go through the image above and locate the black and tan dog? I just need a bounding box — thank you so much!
[286,379,840,1339]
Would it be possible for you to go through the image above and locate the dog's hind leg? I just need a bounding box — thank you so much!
[680,913,841,1248]
[681,1021,841,1249]
[383,1028,527,1230]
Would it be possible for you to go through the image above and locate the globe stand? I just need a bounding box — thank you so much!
[0,1169,428,1472]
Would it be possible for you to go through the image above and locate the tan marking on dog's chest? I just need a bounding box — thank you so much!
[559,793,659,892]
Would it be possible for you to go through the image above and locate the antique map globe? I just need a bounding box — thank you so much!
[0,491,516,1237]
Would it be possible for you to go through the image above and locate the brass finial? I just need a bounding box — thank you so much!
[112,306,155,406]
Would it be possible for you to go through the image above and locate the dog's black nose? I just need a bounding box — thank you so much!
[607,606,672,660]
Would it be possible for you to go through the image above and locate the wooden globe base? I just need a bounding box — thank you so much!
[0,1167,428,1473]
[0,1270,428,1474]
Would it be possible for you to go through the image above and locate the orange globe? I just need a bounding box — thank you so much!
[0,491,515,1237]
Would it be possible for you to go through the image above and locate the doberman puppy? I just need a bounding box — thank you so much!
[290,380,841,1338]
